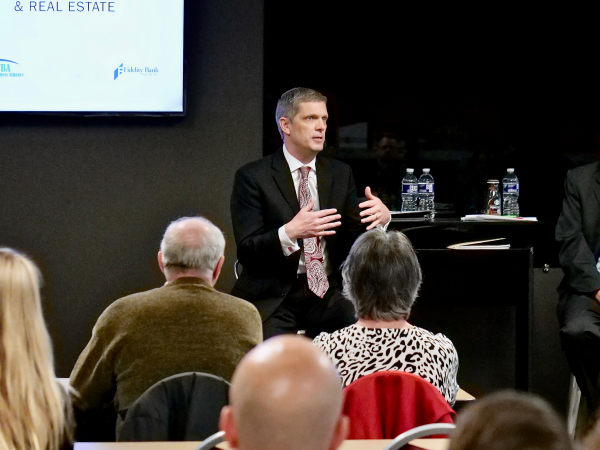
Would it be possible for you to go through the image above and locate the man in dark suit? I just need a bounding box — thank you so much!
[556,161,600,417]
[231,87,391,339]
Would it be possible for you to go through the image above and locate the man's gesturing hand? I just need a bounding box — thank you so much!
[284,198,341,241]
[359,186,391,230]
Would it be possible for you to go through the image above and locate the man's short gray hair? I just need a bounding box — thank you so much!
[275,87,327,139]
[160,217,225,272]
[342,229,422,321]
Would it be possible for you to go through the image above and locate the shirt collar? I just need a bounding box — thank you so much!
[165,277,212,289]
[283,145,317,173]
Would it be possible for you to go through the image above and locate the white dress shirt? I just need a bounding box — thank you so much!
[278,145,331,275]
[277,145,390,276]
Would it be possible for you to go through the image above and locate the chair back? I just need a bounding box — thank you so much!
[383,423,455,450]
[118,372,230,441]
[193,430,226,450]
[343,371,455,439]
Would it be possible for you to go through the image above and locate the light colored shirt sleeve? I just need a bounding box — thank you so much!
[278,225,300,256]
[379,218,391,231]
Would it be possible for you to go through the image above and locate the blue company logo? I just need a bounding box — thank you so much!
[0,59,24,78]
[114,63,123,80]
[114,63,158,80]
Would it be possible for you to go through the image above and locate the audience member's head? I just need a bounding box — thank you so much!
[220,335,348,450]
[0,248,73,450]
[158,216,226,286]
[449,390,573,450]
[275,87,327,140]
[342,229,422,321]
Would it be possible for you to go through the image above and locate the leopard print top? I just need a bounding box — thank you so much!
[313,324,459,405]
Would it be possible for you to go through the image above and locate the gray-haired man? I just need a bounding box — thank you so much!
[70,217,262,426]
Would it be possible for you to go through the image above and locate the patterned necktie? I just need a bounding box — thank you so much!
[298,166,329,298]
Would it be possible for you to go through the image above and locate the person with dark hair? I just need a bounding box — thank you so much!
[449,390,573,450]
[70,217,262,429]
[231,87,391,339]
[313,229,458,404]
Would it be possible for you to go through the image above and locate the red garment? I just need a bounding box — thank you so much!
[343,371,456,439]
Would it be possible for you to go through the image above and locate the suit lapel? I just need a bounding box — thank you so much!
[593,162,600,206]
[272,149,300,214]
[316,156,333,209]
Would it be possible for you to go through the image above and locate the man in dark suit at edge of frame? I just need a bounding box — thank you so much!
[230,87,391,339]
[556,160,600,425]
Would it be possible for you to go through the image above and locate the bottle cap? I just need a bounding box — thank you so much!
[423,168,430,173]
[407,168,414,173]
[487,179,499,183]
[507,168,514,173]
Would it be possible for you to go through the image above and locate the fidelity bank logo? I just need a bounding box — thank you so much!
[0,59,24,78]
[114,63,159,80]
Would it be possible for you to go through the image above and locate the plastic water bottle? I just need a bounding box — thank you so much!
[502,168,520,216]
[418,168,435,216]
[401,168,418,211]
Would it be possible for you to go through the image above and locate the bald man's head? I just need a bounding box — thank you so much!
[220,335,348,450]
[158,217,225,285]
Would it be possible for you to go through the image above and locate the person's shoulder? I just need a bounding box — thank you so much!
[313,331,330,345]
[314,324,356,344]
[236,151,278,175]
[210,289,262,318]
[213,289,259,310]
[94,287,163,329]
[412,326,455,348]
[568,161,599,179]
[317,155,352,173]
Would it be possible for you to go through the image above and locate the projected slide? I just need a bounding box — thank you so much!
[0,0,184,112]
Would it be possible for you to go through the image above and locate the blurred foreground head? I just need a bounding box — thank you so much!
[220,335,348,450]
[449,390,573,450]
[0,248,73,450]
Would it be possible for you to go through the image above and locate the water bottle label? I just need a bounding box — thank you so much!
[402,183,418,194]
[418,182,434,193]
[503,183,519,194]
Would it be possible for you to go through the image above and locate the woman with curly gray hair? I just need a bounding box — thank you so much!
[313,229,459,405]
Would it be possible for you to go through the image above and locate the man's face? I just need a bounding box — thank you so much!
[283,101,328,154]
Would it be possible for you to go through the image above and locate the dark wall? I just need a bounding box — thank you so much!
[0,0,263,376]
[264,4,598,221]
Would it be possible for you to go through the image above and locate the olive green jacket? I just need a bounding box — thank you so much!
[70,277,262,415]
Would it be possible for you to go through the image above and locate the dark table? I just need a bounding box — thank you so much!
[388,218,547,397]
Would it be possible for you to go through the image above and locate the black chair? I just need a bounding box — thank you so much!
[117,372,230,441]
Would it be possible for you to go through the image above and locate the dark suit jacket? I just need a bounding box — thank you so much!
[230,148,363,320]
[556,161,600,296]
[117,372,230,442]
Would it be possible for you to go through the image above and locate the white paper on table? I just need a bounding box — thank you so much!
[461,215,538,222]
